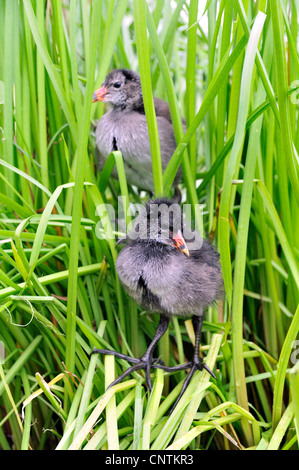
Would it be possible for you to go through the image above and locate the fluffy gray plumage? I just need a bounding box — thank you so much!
[94,69,183,192]
[116,199,223,318]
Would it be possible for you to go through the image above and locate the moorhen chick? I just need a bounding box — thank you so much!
[92,198,223,411]
[92,69,184,193]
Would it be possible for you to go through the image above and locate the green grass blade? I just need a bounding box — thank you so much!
[146,4,202,231]
[105,355,119,450]
[272,303,299,430]
[219,12,266,309]
[23,0,77,140]
[2,0,15,196]
[162,33,248,192]
[270,0,299,208]
[289,362,299,442]
[186,0,199,176]
[36,0,49,202]
[65,0,102,380]
[0,336,43,397]
[133,0,163,196]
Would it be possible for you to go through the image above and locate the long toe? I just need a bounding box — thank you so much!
[92,349,168,391]
[106,362,146,390]
[202,362,217,378]
[91,348,141,364]
[169,365,197,414]
[145,362,153,391]
[168,360,216,414]
[194,356,216,379]
[106,359,160,391]
[152,357,165,366]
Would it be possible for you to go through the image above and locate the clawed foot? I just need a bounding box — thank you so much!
[91,315,216,415]
[91,348,166,391]
[91,348,215,414]
[91,315,171,392]
[158,356,216,414]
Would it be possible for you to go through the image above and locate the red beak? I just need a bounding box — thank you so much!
[92,85,107,103]
[172,230,189,257]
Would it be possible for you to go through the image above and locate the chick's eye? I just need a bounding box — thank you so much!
[113,82,121,88]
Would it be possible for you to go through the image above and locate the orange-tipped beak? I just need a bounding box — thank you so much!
[92,85,107,103]
[172,230,189,257]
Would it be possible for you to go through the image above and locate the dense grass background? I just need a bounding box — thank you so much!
[0,0,298,450]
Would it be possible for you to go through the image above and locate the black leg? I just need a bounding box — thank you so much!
[91,315,216,414]
[167,315,216,414]
[192,316,216,377]
[91,315,170,391]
